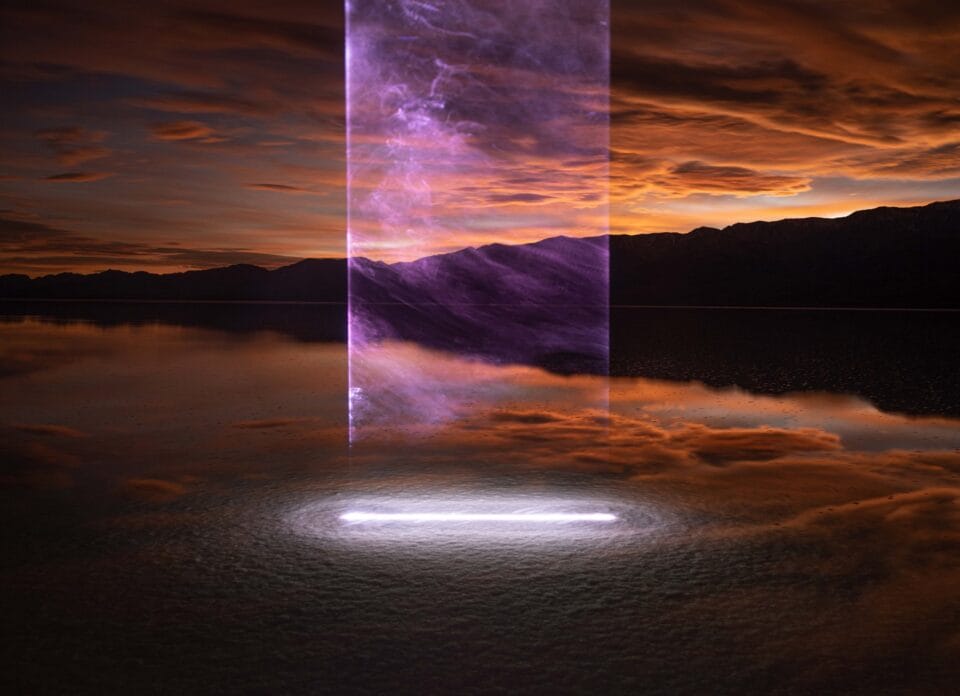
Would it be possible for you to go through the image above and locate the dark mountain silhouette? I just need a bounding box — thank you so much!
[2,199,958,308]
[611,199,959,308]
[0,258,346,302]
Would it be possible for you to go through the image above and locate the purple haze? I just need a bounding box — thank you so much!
[351,235,608,371]
[346,0,610,436]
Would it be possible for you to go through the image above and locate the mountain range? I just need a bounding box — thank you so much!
[2,199,958,308]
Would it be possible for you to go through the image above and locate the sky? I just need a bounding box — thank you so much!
[346,0,611,262]
[1,0,958,275]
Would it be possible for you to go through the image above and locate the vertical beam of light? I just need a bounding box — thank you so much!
[346,1,610,440]
[345,2,355,434]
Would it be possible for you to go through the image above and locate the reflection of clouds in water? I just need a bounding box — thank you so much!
[2,324,958,512]
[752,487,960,672]
[349,340,607,436]
[121,477,190,502]
[0,318,348,489]
[2,321,958,551]
[10,423,88,438]
[3,320,959,692]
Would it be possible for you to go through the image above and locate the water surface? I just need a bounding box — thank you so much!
[2,303,958,694]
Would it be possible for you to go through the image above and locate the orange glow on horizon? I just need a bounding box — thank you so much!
[0,2,957,274]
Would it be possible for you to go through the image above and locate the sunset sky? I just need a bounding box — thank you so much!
[1,0,958,275]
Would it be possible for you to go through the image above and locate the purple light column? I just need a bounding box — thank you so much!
[346,0,610,439]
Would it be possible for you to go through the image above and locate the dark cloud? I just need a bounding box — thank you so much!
[231,418,314,429]
[611,1,960,148]
[613,53,827,108]
[486,193,555,204]
[0,423,87,489]
[244,183,311,194]
[34,126,110,166]
[667,424,841,464]
[176,8,342,61]
[0,214,299,275]
[651,161,812,197]
[149,120,223,142]
[42,171,113,182]
[0,217,74,243]
[11,423,87,438]
[857,142,960,179]
[1,0,958,269]
[129,92,276,116]
[488,411,564,425]
[0,0,345,273]
[121,477,188,502]
[607,0,960,229]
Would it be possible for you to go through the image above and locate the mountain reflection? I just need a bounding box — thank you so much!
[3,301,958,417]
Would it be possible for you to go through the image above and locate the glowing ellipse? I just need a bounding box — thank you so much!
[340,512,617,523]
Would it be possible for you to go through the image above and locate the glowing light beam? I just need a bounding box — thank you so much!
[346,0,610,440]
[340,512,617,523]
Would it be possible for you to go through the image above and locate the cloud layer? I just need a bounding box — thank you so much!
[1,1,958,272]
[610,0,960,232]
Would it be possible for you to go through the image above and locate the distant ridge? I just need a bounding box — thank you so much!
[611,199,959,308]
[0,258,346,303]
[2,199,958,308]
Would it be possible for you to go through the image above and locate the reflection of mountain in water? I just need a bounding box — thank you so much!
[612,308,960,418]
[0,301,346,342]
[3,302,958,419]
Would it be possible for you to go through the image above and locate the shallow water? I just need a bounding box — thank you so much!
[2,304,959,694]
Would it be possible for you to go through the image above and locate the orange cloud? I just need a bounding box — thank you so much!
[666,424,841,464]
[244,183,312,194]
[608,0,960,232]
[0,0,957,270]
[149,120,222,142]
[34,126,110,166]
[42,172,113,182]
[0,214,300,276]
[121,477,188,502]
[231,418,316,429]
[11,423,88,438]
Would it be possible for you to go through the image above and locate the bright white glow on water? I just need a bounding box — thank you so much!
[284,491,659,548]
[341,512,617,523]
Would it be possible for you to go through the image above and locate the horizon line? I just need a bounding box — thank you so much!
[3,197,956,279]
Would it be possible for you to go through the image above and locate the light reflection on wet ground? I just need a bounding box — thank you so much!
[1,311,959,694]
